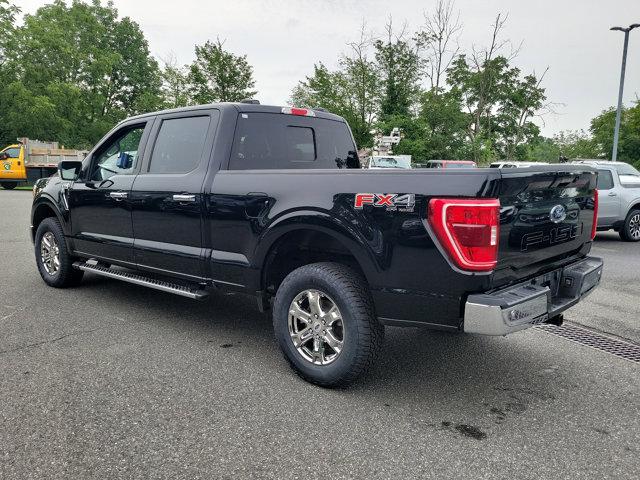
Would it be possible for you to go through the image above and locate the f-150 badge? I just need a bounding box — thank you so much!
[354,193,415,212]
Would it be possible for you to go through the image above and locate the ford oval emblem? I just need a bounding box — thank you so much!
[549,204,567,223]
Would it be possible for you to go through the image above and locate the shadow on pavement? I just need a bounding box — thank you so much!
[75,272,574,415]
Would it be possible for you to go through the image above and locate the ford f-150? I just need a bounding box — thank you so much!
[31,102,603,387]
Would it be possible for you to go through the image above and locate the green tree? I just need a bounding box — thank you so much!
[374,19,422,120]
[290,26,379,147]
[1,0,162,148]
[187,38,257,103]
[446,15,547,161]
[376,88,468,163]
[553,130,599,160]
[416,88,467,159]
[0,0,19,68]
[522,136,561,162]
[0,82,63,145]
[161,55,191,108]
[590,103,640,166]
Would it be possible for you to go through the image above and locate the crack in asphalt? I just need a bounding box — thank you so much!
[0,326,107,356]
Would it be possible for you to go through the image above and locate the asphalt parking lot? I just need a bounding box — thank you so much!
[1,189,638,479]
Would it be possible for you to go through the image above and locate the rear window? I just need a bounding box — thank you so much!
[229,113,359,170]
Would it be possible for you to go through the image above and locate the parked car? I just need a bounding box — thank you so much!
[490,161,549,168]
[424,160,476,169]
[573,160,640,241]
[30,102,603,387]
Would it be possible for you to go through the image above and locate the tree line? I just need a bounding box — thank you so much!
[0,0,255,149]
[0,0,638,167]
[290,2,639,166]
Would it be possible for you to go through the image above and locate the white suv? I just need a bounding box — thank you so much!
[573,160,640,241]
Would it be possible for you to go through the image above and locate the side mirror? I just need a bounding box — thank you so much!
[0,152,8,160]
[58,160,82,181]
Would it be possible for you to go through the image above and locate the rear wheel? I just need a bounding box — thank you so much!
[35,217,84,287]
[273,262,384,388]
[619,209,640,242]
[1,182,17,190]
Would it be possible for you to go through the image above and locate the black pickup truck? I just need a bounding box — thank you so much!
[31,102,603,387]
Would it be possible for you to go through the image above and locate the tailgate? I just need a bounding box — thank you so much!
[492,166,597,286]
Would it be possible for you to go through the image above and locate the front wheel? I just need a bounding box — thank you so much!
[1,182,17,190]
[273,262,384,388]
[619,209,640,242]
[35,217,84,287]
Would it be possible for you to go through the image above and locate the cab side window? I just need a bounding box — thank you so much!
[91,125,145,182]
[4,147,20,158]
[597,170,614,190]
[148,116,211,174]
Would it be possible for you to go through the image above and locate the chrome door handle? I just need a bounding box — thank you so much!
[172,194,196,203]
[608,192,618,196]
[109,191,128,200]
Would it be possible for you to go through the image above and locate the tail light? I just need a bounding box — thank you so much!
[428,198,500,272]
[591,189,598,240]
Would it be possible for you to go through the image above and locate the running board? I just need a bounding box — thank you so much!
[73,261,209,300]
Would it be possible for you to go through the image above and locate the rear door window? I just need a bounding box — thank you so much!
[149,116,211,174]
[229,113,358,170]
[596,170,614,190]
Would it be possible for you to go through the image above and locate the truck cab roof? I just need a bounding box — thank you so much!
[122,102,346,125]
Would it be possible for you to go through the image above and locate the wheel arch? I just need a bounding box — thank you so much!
[627,201,640,215]
[31,198,67,242]
[255,218,379,295]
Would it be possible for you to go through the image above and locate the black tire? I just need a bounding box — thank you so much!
[273,262,384,388]
[1,182,17,190]
[35,217,84,287]
[619,209,640,242]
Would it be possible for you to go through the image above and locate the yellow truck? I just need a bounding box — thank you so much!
[0,138,87,189]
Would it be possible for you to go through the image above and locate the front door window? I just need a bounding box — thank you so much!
[91,127,145,182]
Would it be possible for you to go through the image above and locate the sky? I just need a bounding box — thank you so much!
[16,0,640,136]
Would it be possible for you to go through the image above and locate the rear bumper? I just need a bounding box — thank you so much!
[463,256,603,336]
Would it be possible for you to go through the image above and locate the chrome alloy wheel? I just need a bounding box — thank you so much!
[288,289,344,366]
[630,213,640,240]
[40,231,60,275]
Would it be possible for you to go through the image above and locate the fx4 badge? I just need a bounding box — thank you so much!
[354,193,415,212]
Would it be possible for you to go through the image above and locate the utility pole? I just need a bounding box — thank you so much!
[610,23,639,161]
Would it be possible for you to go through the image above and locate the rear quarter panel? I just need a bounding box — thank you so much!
[205,169,501,328]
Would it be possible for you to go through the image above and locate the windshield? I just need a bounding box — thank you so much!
[370,157,411,169]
